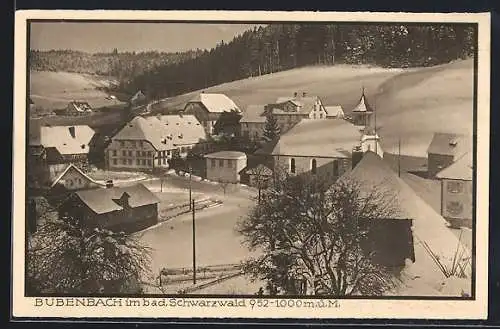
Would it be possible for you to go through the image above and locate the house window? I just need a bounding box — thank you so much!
[122,159,126,165]
[148,151,152,157]
[313,113,317,119]
[122,150,127,156]
[290,158,296,174]
[163,158,167,165]
[142,159,146,165]
[211,159,216,167]
[447,181,464,194]
[219,159,224,168]
[112,150,117,156]
[136,159,140,166]
[77,178,82,185]
[446,201,464,216]
[147,160,152,166]
[113,159,117,165]
[128,159,132,165]
[142,151,146,157]
[333,160,339,176]
[319,113,323,119]
[227,160,233,168]
[119,141,124,147]
[69,180,74,187]
[136,151,141,157]
[311,159,317,174]
[167,150,171,156]
[128,150,133,157]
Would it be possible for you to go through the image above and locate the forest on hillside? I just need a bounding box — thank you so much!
[30,23,475,102]
[122,23,475,100]
[29,48,204,81]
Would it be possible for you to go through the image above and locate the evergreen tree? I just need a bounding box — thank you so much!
[263,112,280,142]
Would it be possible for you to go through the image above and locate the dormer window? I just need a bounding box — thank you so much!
[178,134,183,139]
[449,140,458,147]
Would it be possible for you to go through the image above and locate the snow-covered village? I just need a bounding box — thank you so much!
[25,21,475,298]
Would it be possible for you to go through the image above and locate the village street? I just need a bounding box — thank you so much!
[131,174,259,279]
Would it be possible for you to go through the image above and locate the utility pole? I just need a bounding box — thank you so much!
[373,101,378,156]
[192,199,197,285]
[188,165,192,210]
[398,137,401,177]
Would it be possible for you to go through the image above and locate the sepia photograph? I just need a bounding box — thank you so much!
[12,10,490,319]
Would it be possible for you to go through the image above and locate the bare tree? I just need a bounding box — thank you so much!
[238,173,399,296]
[219,181,231,195]
[26,215,152,295]
[247,164,273,202]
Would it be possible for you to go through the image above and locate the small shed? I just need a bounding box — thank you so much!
[59,183,160,233]
[245,164,273,188]
[205,151,247,184]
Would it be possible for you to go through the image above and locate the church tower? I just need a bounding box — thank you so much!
[351,87,374,128]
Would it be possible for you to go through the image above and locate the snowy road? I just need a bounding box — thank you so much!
[134,187,258,279]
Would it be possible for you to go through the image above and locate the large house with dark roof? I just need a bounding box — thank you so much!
[427,132,472,178]
[28,124,96,186]
[435,152,473,228]
[184,93,240,135]
[59,183,159,232]
[336,152,471,289]
[105,114,209,171]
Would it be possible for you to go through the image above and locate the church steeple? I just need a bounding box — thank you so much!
[351,87,374,127]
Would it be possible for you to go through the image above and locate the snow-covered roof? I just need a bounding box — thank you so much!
[271,119,361,158]
[427,132,472,157]
[35,125,95,155]
[205,151,247,160]
[74,183,159,215]
[272,96,322,115]
[436,152,473,181]
[50,163,104,188]
[351,91,374,113]
[187,93,240,113]
[69,101,92,112]
[112,115,207,151]
[325,105,345,118]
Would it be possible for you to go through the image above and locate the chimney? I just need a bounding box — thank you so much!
[68,126,76,139]
[294,92,298,97]
[302,92,307,97]
[105,180,114,188]
[352,145,364,169]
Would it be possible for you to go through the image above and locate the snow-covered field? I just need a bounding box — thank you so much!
[158,59,473,157]
[30,71,126,111]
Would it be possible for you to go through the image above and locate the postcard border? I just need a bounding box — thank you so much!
[12,10,491,320]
